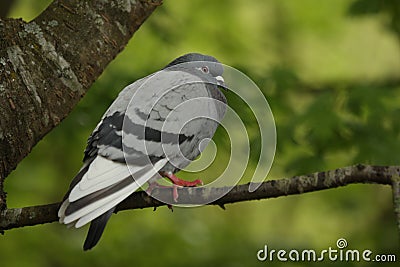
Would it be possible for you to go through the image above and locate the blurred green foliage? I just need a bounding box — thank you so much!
[1,0,400,266]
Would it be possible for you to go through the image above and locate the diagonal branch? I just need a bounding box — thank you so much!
[0,164,398,234]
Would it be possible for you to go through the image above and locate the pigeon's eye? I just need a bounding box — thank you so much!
[201,66,209,73]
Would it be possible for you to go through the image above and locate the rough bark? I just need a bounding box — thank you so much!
[0,164,397,232]
[0,0,162,210]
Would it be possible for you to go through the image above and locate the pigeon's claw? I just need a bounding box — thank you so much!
[160,171,203,187]
[158,171,203,202]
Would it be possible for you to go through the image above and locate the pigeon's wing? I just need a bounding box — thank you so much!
[58,71,201,228]
[83,71,203,164]
[83,76,153,164]
[58,75,169,230]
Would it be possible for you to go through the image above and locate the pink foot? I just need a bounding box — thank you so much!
[159,171,203,202]
[160,171,203,187]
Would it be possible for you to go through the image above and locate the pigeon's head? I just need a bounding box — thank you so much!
[164,53,226,88]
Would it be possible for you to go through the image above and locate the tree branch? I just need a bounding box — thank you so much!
[0,0,162,210]
[0,164,397,233]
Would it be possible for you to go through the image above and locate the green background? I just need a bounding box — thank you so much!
[2,0,400,266]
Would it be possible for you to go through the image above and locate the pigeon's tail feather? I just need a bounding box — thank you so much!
[58,156,168,249]
[83,207,114,251]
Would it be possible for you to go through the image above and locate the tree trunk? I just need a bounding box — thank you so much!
[0,0,162,210]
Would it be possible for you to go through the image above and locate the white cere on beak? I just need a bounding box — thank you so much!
[215,75,225,85]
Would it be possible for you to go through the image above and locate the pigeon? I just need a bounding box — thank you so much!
[58,53,227,250]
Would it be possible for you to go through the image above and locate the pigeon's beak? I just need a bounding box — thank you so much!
[215,75,227,90]
[215,75,224,84]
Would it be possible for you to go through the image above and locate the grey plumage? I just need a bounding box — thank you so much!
[58,53,227,250]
